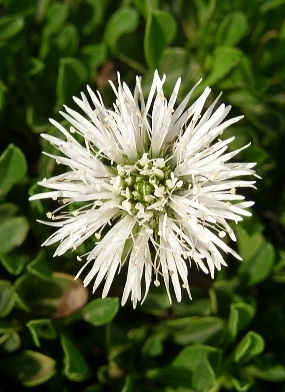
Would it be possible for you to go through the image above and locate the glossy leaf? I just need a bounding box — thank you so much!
[0,253,27,275]
[132,0,159,18]
[60,334,91,381]
[56,57,87,109]
[235,224,265,261]
[162,316,225,346]
[24,58,45,77]
[82,297,119,326]
[245,354,285,382]
[142,335,163,357]
[0,144,27,198]
[27,250,52,279]
[238,241,275,287]
[45,2,69,33]
[1,350,56,387]
[103,6,139,47]
[0,280,15,318]
[0,204,29,253]
[228,302,255,341]
[202,46,242,88]
[56,25,79,57]
[216,12,248,46]
[234,332,265,362]
[147,344,222,391]
[80,43,107,79]
[0,16,24,41]
[27,319,57,347]
[0,331,21,352]
[144,10,177,68]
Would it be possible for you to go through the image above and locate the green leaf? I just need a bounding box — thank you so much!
[0,280,15,318]
[141,286,170,316]
[261,0,285,12]
[82,297,119,326]
[14,273,32,312]
[0,331,21,352]
[24,58,45,77]
[26,106,50,134]
[245,354,285,382]
[142,335,163,357]
[0,16,24,41]
[173,345,222,387]
[45,2,69,34]
[0,253,27,275]
[80,43,107,79]
[0,320,22,334]
[60,334,91,381]
[132,0,159,18]
[0,350,56,387]
[27,251,52,279]
[114,34,145,73]
[15,272,88,316]
[103,6,139,48]
[0,204,29,253]
[216,12,248,46]
[202,46,242,88]
[56,24,79,56]
[235,224,264,261]
[229,376,253,392]
[238,241,275,287]
[39,3,69,58]
[144,10,177,69]
[56,57,87,109]
[234,332,265,362]
[158,47,188,95]
[122,375,136,392]
[209,280,234,317]
[0,144,28,198]
[147,344,222,391]
[27,319,57,348]
[228,303,255,341]
[162,316,225,346]
[192,0,217,28]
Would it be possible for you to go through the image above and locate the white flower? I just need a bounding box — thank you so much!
[30,71,257,308]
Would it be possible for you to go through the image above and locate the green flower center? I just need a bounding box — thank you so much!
[112,153,184,221]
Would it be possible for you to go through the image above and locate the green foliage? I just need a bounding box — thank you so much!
[0,0,285,390]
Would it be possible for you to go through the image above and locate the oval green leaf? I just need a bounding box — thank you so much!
[0,16,24,41]
[27,319,57,348]
[238,241,275,287]
[228,302,256,341]
[163,316,225,346]
[216,12,248,46]
[144,10,177,69]
[0,350,56,387]
[234,331,265,362]
[27,250,52,279]
[202,46,242,88]
[0,144,28,198]
[0,280,15,318]
[60,334,91,381]
[0,215,29,253]
[0,253,27,275]
[103,6,139,47]
[56,57,87,109]
[82,297,119,326]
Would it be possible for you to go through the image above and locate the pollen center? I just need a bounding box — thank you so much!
[112,153,184,222]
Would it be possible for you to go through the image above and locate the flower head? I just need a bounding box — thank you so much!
[30,71,257,308]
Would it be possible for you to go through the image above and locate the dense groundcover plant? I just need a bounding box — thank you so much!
[1,0,285,391]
